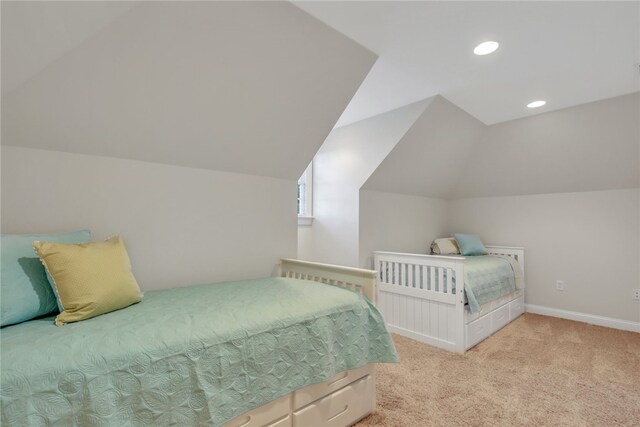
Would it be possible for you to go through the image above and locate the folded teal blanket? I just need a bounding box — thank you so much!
[1,277,398,426]
[463,256,516,313]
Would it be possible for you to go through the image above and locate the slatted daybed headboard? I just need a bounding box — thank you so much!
[280,258,377,304]
[485,246,525,272]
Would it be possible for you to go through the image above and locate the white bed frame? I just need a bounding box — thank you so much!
[373,246,525,354]
[223,259,378,427]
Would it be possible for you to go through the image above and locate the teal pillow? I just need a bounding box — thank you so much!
[453,233,488,256]
[1,230,91,327]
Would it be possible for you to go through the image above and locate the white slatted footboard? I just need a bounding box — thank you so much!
[374,252,466,353]
[280,258,377,304]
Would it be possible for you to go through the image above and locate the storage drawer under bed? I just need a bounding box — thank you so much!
[223,365,374,427]
[465,295,524,350]
[293,375,374,427]
[293,364,372,410]
[223,394,291,427]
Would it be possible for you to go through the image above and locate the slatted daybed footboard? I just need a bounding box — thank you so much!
[223,259,380,427]
[280,258,378,303]
[373,246,525,353]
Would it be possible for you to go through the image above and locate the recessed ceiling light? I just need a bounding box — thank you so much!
[527,100,546,109]
[473,41,499,55]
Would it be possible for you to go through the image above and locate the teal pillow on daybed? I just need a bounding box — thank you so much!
[453,233,488,256]
[1,230,91,327]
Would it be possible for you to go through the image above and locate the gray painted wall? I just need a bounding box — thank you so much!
[449,189,639,323]
[353,187,640,324]
[359,190,449,269]
[2,146,296,290]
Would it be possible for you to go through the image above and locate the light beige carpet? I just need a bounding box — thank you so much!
[356,313,640,426]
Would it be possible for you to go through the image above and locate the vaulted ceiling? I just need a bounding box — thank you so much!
[2,1,638,198]
[452,92,640,198]
[362,96,485,198]
[363,92,639,199]
[1,1,376,180]
[296,1,640,127]
[1,1,136,93]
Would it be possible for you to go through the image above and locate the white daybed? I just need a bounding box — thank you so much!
[1,257,384,427]
[224,259,379,427]
[373,246,525,354]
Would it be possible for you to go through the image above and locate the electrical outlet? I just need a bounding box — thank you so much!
[556,280,565,291]
[633,289,640,301]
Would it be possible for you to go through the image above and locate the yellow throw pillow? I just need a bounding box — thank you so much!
[33,236,143,325]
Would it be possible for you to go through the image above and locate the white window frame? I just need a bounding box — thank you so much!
[297,162,313,226]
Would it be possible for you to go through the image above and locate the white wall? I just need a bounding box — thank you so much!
[448,189,640,323]
[1,146,297,291]
[297,225,315,263]
[298,100,430,266]
[359,190,449,269]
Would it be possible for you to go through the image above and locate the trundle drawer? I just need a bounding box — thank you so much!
[293,364,372,410]
[510,295,525,319]
[293,375,373,427]
[223,395,291,427]
[466,315,491,348]
[491,303,511,331]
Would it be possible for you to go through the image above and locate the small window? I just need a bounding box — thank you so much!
[297,163,313,225]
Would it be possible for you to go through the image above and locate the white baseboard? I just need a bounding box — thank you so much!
[525,304,640,333]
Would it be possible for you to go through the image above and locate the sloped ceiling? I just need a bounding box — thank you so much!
[452,92,640,198]
[315,98,432,189]
[362,96,485,198]
[1,1,376,180]
[1,1,135,93]
[362,92,639,199]
[297,1,640,127]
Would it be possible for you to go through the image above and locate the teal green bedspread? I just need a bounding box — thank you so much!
[1,278,398,426]
[463,256,516,313]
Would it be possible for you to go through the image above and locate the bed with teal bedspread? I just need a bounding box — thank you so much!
[1,277,398,426]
